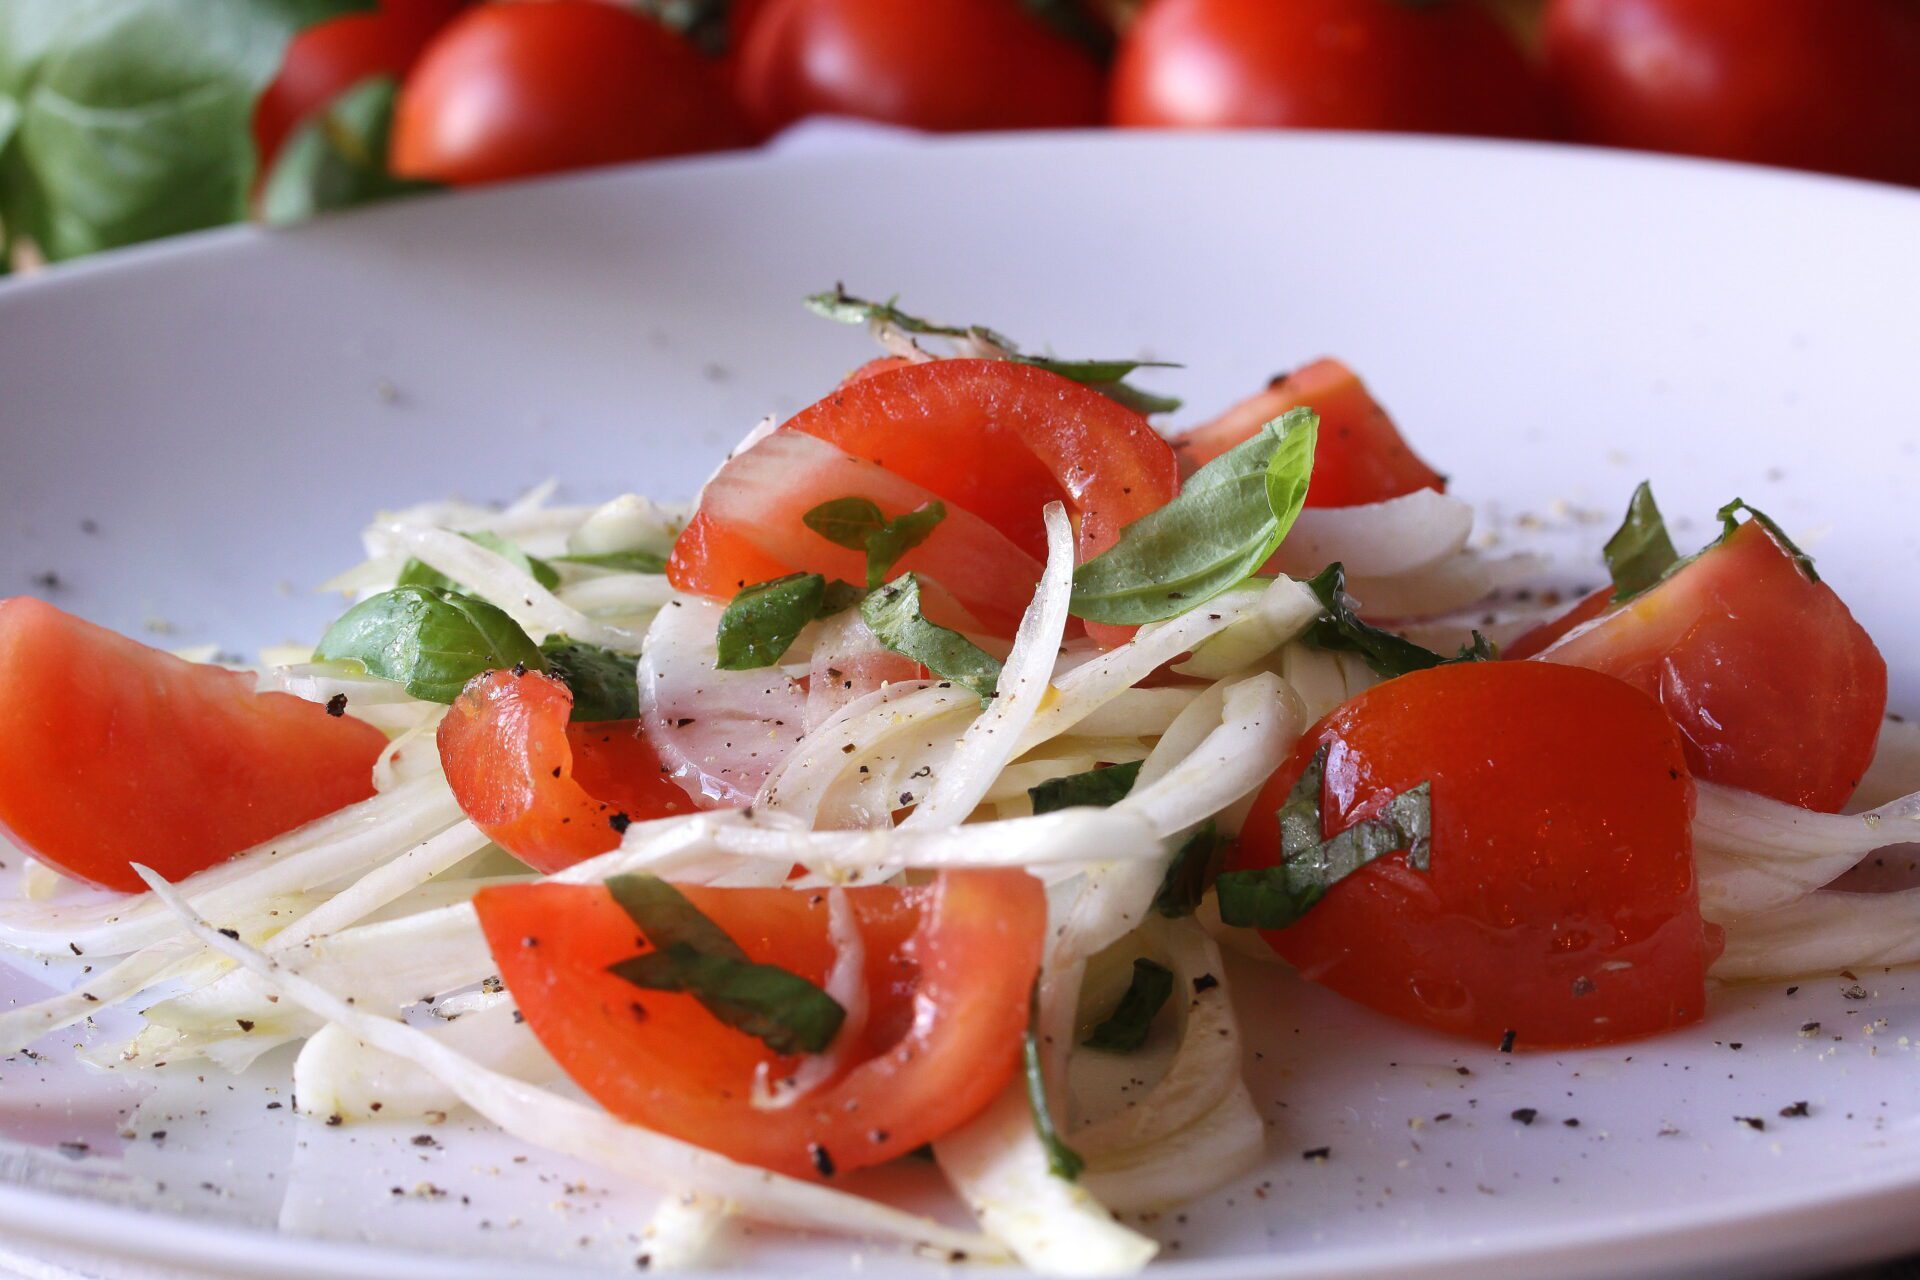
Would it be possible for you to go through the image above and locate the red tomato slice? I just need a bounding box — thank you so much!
[1537,518,1886,812]
[0,598,387,892]
[670,360,1180,640]
[438,669,693,874]
[1174,358,1445,508]
[1231,661,1709,1048]
[475,868,1045,1179]
[840,355,916,386]
[1502,586,1611,661]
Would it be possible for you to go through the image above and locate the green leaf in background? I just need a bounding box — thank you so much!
[715,572,826,671]
[1716,498,1819,583]
[259,74,440,227]
[395,531,560,596]
[1023,992,1084,1181]
[1082,958,1174,1054]
[0,0,372,263]
[1602,481,1680,602]
[314,585,545,703]
[1069,408,1318,625]
[1298,563,1496,677]
[861,573,1002,703]
[553,548,670,575]
[1028,759,1142,816]
[1153,821,1229,919]
[540,639,639,722]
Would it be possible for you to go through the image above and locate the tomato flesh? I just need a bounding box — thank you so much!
[0,598,387,892]
[1232,662,1708,1048]
[476,868,1045,1179]
[1174,358,1444,508]
[1538,519,1886,812]
[437,669,692,874]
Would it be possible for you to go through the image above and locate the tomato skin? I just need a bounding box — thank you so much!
[1538,519,1886,812]
[1543,0,1920,186]
[1174,358,1445,508]
[437,669,693,875]
[475,868,1045,1178]
[736,0,1105,136]
[0,598,387,893]
[1233,662,1707,1048]
[1502,586,1610,661]
[392,2,749,187]
[1113,0,1549,138]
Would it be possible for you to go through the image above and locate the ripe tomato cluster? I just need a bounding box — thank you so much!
[261,0,1920,190]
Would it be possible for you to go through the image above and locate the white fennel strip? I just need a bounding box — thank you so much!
[1170,580,1323,681]
[293,996,559,1123]
[1712,889,1920,981]
[753,889,867,1109]
[554,572,679,620]
[1694,780,1920,921]
[758,682,974,826]
[1269,488,1475,579]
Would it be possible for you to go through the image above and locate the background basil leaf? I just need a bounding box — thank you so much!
[1603,481,1680,601]
[395,530,559,595]
[1024,1005,1083,1181]
[803,497,946,589]
[553,548,669,574]
[1082,958,1174,1054]
[1028,760,1142,815]
[1070,409,1318,625]
[861,574,1002,703]
[314,585,544,703]
[715,573,825,670]
[1299,563,1495,676]
[258,74,439,227]
[1154,822,1229,918]
[540,639,639,722]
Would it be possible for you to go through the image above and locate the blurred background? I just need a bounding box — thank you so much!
[1,0,1917,272]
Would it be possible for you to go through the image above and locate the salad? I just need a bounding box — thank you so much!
[0,290,1911,1273]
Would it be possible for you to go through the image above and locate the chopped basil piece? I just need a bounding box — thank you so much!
[1012,357,1183,416]
[802,497,946,589]
[1154,821,1229,918]
[1028,760,1143,815]
[605,874,845,1057]
[805,287,1008,345]
[861,574,1002,703]
[395,531,559,594]
[1023,989,1084,1181]
[1602,481,1680,601]
[1717,498,1819,583]
[258,75,439,227]
[819,579,867,616]
[540,639,639,722]
[552,548,669,574]
[1216,745,1432,930]
[314,585,545,704]
[1299,563,1495,676]
[1082,958,1174,1054]
[715,573,826,671]
[1070,408,1318,625]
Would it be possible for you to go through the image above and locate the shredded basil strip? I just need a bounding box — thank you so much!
[314,585,545,704]
[258,75,440,227]
[1216,745,1433,930]
[861,574,1002,703]
[1028,760,1143,816]
[1717,498,1819,583]
[604,874,845,1057]
[553,548,669,574]
[1070,408,1319,625]
[1602,481,1680,601]
[803,497,947,589]
[1154,821,1230,918]
[540,639,639,722]
[395,530,559,595]
[1023,989,1084,1181]
[1082,958,1175,1054]
[1299,563,1495,676]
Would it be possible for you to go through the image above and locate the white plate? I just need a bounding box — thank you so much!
[2,132,1919,1280]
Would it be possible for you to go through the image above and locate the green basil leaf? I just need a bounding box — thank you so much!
[1216,745,1432,930]
[258,75,438,227]
[715,573,826,671]
[1602,481,1680,602]
[805,286,1009,346]
[1154,821,1229,918]
[861,574,1002,703]
[802,497,887,550]
[1070,408,1318,625]
[630,0,733,55]
[803,497,946,590]
[395,531,559,595]
[1028,760,1142,816]
[819,579,867,616]
[552,548,670,575]
[605,873,845,1056]
[1717,498,1819,583]
[1011,356,1184,414]
[314,585,545,704]
[1082,958,1174,1054]
[1017,0,1115,59]
[540,639,639,722]
[1023,989,1083,1181]
[1298,563,1496,676]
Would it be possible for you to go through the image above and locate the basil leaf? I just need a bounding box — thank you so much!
[861,574,1002,703]
[258,75,438,227]
[1082,958,1174,1054]
[803,497,946,590]
[1717,498,1819,583]
[715,573,825,671]
[0,0,370,262]
[552,548,669,574]
[631,0,733,55]
[314,586,545,703]
[1028,760,1142,816]
[802,496,887,549]
[1154,821,1229,918]
[819,579,867,616]
[805,286,1010,347]
[1299,563,1496,676]
[1023,990,1084,1181]
[605,874,845,1056]
[395,531,560,595]
[1216,745,1433,930]
[540,639,639,722]
[1602,481,1680,601]
[1070,408,1318,625]
[1012,356,1184,415]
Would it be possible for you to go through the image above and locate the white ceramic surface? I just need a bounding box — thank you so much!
[1,132,1919,1280]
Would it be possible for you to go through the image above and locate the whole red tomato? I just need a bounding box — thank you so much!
[735,0,1106,135]
[1543,0,1920,185]
[1111,0,1549,137]
[254,0,468,171]
[392,2,749,186]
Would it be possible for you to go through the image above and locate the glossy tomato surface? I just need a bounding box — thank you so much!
[437,669,693,875]
[1233,661,1708,1048]
[1113,0,1548,137]
[1539,518,1887,812]
[1543,0,1920,185]
[392,1,748,186]
[0,597,387,892]
[736,0,1105,135]
[476,868,1045,1178]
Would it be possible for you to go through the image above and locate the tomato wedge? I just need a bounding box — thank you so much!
[0,597,387,892]
[1537,518,1886,812]
[438,669,693,874]
[669,360,1180,639]
[1503,586,1610,661]
[1174,358,1445,508]
[1231,662,1709,1048]
[475,868,1045,1179]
